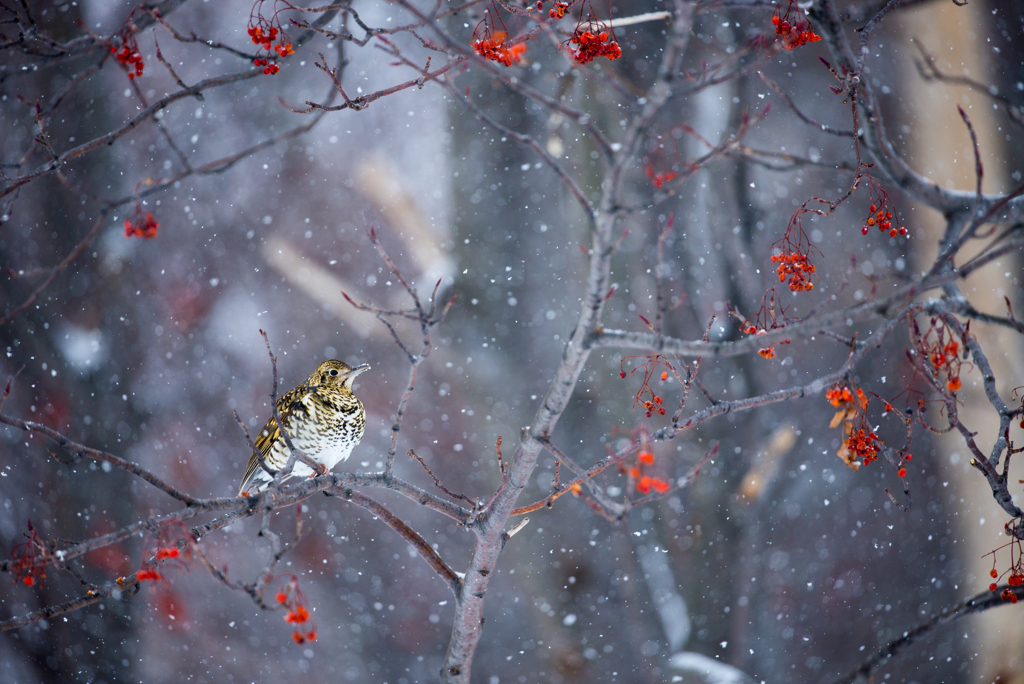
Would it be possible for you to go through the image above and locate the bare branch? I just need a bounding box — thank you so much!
[830,585,1024,684]
[338,487,461,596]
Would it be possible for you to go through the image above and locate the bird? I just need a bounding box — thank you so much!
[239,359,370,495]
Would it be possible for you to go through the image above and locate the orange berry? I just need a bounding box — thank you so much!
[285,605,310,623]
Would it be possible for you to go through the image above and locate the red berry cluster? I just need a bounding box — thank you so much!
[124,209,159,239]
[930,339,962,391]
[912,317,967,394]
[625,451,672,495]
[771,250,816,292]
[636,475,671,495]
[861,202,905,237]
[567,28,621,65]
[733,292,792,361]
[276,575,317,644]
[110,9,146,80]
[986,524,1023,603]
[826,384,866,411]
[827,381,883,470]
[741,325,777,359]
[642,394,665,418]
[771,0,822,50]
[644,165,678,190]
[136,520,194,584]
[845,428,882,466]
[549,2,568,19]
[247,1,294,76]
[136,565,162,582]
[9,520,49,588]
[112,44,145,79]
[990,567,1024,600]
[860,179,907,237]
[619,355,673,417]
[771,208,821,296]
[253,58,280,75]
[473,32,528,67]
[248,24,279,51]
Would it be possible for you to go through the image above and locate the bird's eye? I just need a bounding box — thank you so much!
[329,369,339,376]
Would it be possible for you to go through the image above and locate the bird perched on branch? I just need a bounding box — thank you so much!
[239,360,370,495]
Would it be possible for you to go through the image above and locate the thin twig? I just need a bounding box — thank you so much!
[409,449,477,507]
[339,487,461,596]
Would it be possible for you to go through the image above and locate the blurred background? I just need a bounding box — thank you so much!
[1,0,1021,683]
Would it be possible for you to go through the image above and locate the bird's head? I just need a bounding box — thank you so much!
[310,359,371,391]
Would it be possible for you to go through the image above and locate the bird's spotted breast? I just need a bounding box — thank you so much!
[239,361,369,495]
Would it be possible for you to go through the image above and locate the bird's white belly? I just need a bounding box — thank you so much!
[271,403,356,474]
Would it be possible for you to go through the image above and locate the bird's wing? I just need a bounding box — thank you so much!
[238,386,312,494]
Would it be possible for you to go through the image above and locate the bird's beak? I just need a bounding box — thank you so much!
[346,363,371,378]
[342,363,370,389]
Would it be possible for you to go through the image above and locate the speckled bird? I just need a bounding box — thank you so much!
[239,360,369,495]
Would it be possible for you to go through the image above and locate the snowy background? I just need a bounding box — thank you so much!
[1,1,1022,683]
